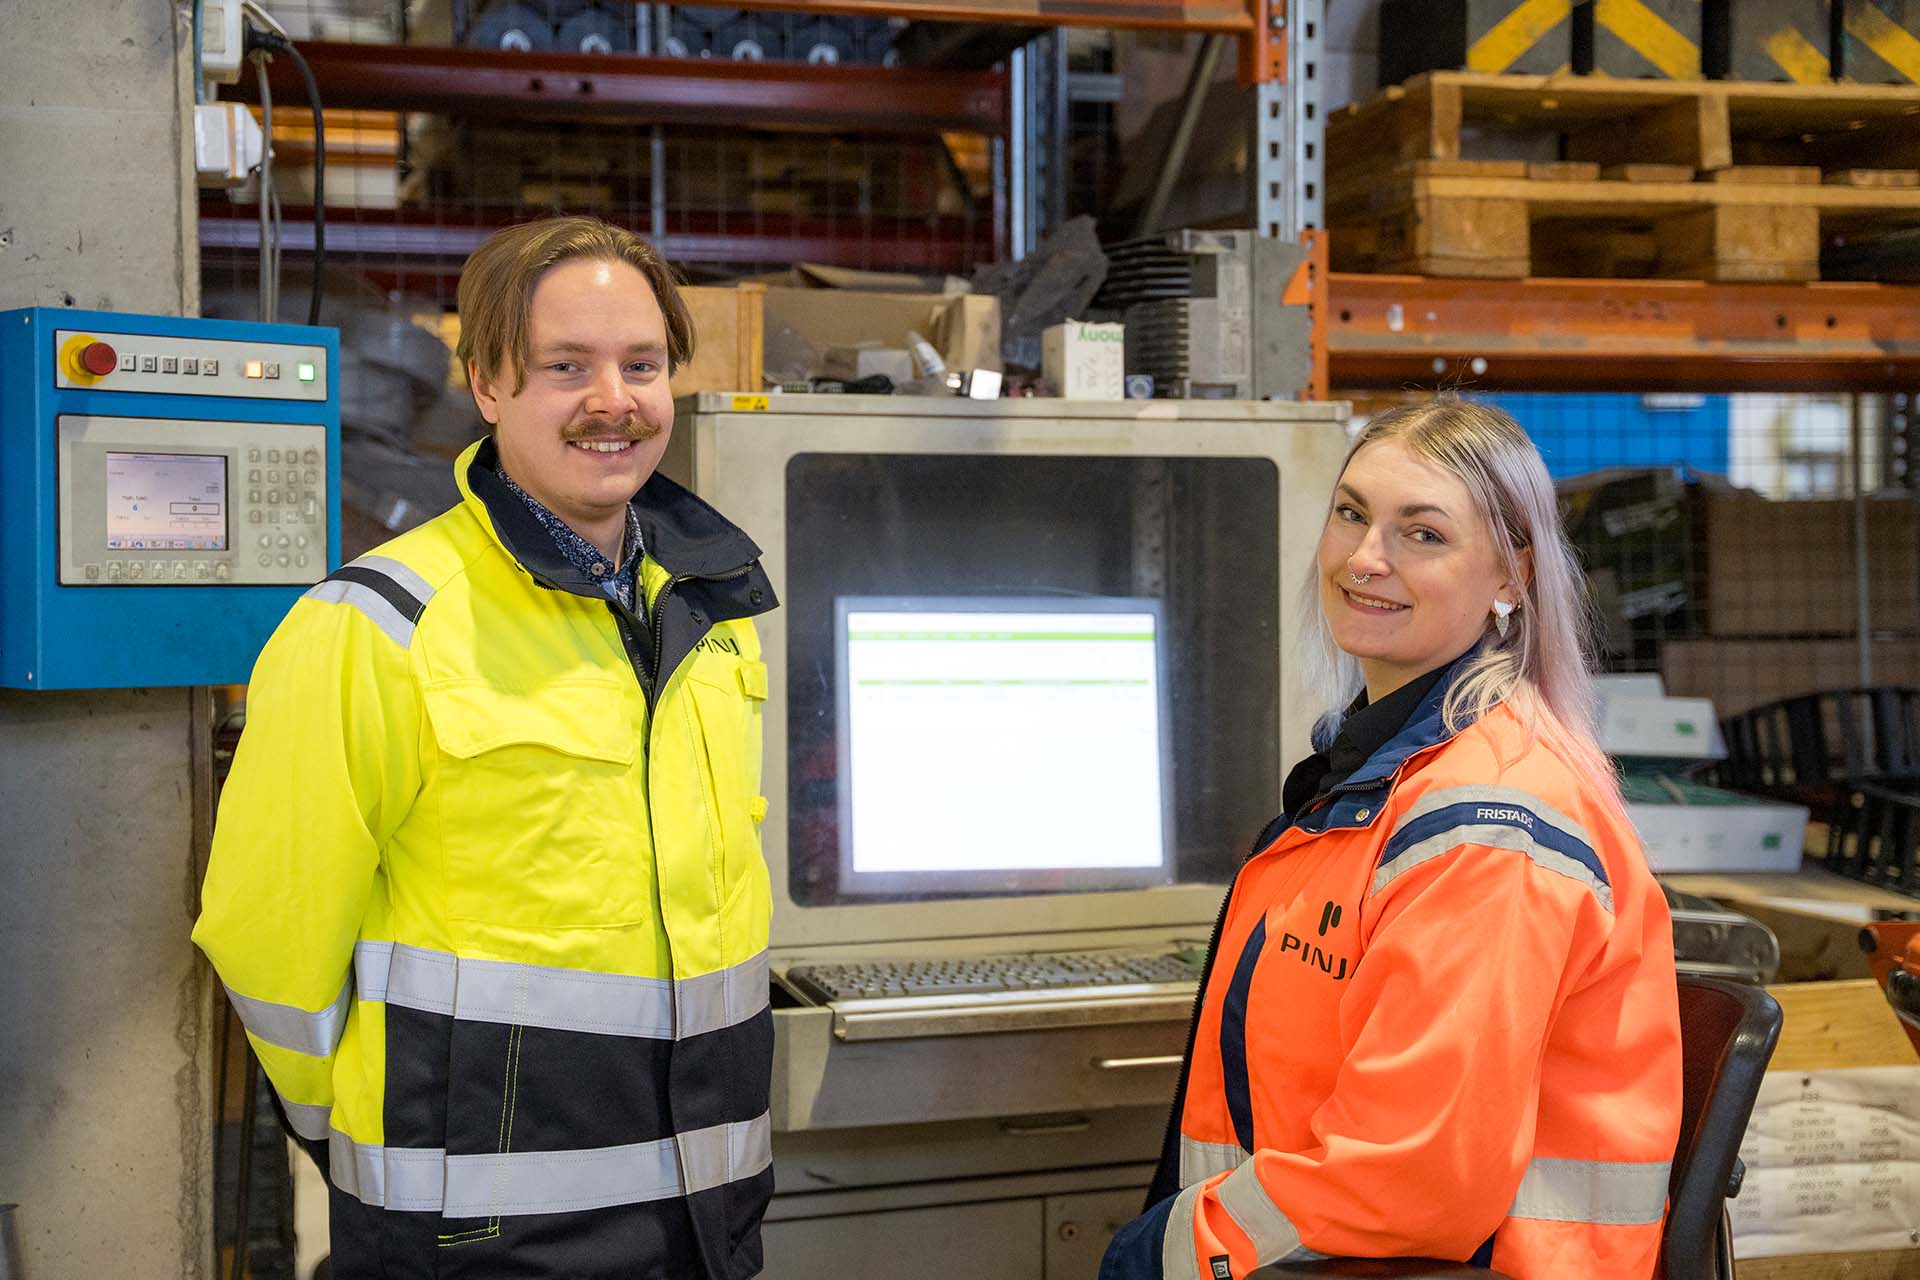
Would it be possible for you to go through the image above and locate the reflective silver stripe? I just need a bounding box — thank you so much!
[356,555,435,608]
[279,1098,333,1142]
[1160,1179,1208,1280]
[329,1131,449,1213]
[1374,785,1613,913]
[352,941,769,1041]
[302,555,436,650]
[1180,1135,1247,1188]
[224,976,352,1058]
[327,1114,772,1216]
[1509,1156,1671,1226]
[303,578,418,650]
[1216,1160,1314,1266]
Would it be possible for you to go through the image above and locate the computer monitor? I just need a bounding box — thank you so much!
[664,394,1349,952]
[834,596,1173,897]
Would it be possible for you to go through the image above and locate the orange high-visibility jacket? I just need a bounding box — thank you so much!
[1114,671,1681,1280]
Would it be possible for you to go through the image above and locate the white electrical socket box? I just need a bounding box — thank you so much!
[194,103,265,189]
[201,0,246,84]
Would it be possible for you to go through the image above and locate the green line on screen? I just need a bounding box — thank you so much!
[849,631,1153,642]
[856,679,1150,687]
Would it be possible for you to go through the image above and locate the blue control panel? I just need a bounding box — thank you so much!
[0,307,341,689]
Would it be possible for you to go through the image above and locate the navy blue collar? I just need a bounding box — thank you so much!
[1293,646,1486,835]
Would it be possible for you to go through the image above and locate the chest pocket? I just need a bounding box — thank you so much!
[679,654,770,908]
[423,676,652,928]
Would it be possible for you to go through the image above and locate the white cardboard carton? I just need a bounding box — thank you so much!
[1597,694,1727,760]
[1628,798,1809,874]
[1042,321,1125,400]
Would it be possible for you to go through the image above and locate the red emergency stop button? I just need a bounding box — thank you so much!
[79,341,117,376]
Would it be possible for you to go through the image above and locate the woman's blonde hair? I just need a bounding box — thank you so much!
[1296,398,1621,806]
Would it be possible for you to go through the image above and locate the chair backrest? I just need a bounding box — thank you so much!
[1665,977,1783,1280]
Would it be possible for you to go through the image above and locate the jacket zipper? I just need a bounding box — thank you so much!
[645,563,752,713]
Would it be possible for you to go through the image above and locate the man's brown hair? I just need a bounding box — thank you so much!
[455,216,696,394]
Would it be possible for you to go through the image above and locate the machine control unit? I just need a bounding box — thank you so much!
[1,307,341,689]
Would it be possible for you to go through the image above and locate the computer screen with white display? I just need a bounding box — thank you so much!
[834,597,1172,896]
[662,393,1351,949]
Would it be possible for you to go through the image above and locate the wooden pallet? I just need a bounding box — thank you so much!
[1332,160,1920,280]
[1329,72,1920,281]
[1329,72,1920,178]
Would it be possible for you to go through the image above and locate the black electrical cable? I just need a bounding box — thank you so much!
[231,1048,260,1280]
[212,1002,233,1280]
[247,27,326,325]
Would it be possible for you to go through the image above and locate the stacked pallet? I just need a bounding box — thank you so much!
[409,120,955,218]
[1327,71,1920,281]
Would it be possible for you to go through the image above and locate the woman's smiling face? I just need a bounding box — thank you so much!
[1316,439,1521,699]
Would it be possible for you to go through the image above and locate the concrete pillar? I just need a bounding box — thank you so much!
[0,1,210,1276]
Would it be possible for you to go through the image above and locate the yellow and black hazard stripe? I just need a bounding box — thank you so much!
[1729,0,1835,84]
[1592,0,1703,79]
[1466,0,1577,75]
[1840,1,1920,84]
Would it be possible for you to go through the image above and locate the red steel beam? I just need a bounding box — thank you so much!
[710,0,1254,33]
[1328,274,1920,393]
[226,40,1006,135]
[199,207,992,274]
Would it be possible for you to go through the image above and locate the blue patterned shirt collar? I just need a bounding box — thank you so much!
[495,464,646,611]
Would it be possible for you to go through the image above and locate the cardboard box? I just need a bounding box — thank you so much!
[676,284,766,396]
[1042,321,1125,400]
[1701,493,1920,637]
[1660,637,1920,718]
[1627,796,1810,874]
[823,346,915,384]
[762,286,1001,375]
[1597,695,1727,761]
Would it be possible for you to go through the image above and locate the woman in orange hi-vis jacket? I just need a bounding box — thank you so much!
[1103,399,1682,1280]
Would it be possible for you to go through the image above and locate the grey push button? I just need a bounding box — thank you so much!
[203,359,219,376]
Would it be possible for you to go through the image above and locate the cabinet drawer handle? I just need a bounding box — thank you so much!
[1001,1115,1093,1135]
[1091,1054,1182,1070]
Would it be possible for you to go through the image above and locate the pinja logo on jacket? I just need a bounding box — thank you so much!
[1274,899,1350,981]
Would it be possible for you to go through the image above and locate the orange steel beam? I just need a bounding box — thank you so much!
[1238,0,1285,84]
[709,0,1256,35]
[1328,274,1920,393]
[1283,229,1329,401]
[705,0,1283,79]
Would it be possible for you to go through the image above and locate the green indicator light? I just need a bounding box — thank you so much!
[297,362,317,382]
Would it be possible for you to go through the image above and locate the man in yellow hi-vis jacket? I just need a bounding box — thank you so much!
[194,216,779,1279]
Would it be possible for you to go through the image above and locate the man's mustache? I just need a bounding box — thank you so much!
[560,417,662,443]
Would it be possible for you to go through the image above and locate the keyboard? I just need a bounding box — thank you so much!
[784,949,1200,1004]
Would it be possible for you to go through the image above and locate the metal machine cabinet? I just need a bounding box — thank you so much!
[763,1198,1046,1280]
[762,1118,1162,1280]
[1045,1189,1153,1280]
[665,393,1350,1280]
[0,307,341,689]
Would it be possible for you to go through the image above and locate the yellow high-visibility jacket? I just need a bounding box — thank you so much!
[193,436,779,1279]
